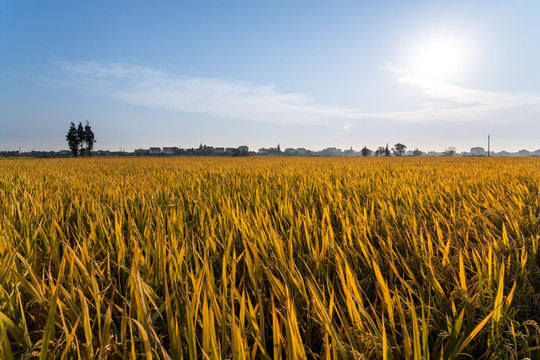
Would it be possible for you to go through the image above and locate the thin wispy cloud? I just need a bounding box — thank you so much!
[380,63,540,123]
[53,61,361,129]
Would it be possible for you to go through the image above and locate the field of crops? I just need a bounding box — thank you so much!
[0,157,539,359]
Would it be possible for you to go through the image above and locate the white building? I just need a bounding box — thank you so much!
[470,147,486,156]
[162,147,178,155]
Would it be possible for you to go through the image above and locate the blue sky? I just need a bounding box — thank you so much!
[1,0,540,152]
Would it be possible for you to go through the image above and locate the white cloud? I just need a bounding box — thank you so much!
[378,64,540,123]
[398,75,540,107]
[54,61,361,129]
[52,61,540,129]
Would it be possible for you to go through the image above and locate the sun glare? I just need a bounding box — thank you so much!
[409,35,468,81]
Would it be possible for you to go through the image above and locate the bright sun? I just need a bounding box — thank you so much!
[410,35,468,81]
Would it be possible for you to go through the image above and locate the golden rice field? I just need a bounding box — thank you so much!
[0,157,539,359]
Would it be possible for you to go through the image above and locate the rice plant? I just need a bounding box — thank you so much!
[0,157,539,359]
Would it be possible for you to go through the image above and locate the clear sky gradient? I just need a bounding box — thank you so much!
[1,0,540,152]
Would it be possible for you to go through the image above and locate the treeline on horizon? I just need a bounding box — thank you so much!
[1,123,538,157]
[2,144,540,158]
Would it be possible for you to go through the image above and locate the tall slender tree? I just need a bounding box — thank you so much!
[76,122,85,156]
[384,143,391,156]
[66,122,79,157]
[84,120,96,156]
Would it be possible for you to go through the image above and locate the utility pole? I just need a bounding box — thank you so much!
[488,135,490,157]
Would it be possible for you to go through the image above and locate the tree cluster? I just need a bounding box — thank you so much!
[374,144,393,156]
[366,143,408,156]
[392,143,407,156]
[232,148,249,157]
[364,143,458,157]
[66,121,96,157]
[444,146,457,156]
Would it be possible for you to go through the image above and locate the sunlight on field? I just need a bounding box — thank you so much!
[0,157,539,359]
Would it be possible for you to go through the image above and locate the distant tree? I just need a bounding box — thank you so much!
[361,146,371,156]
[412,148,423,156]
[384,144,391,156]
[444,146,456,156]
[277,144,281,156]
[393,143,407,156]
[76,122,86,156]
[375,146,385,156]
[66,122,79,157]
[83,120,96,156]
[66,120,97,157]
[232,148,249,157]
